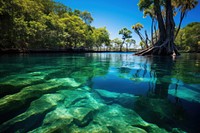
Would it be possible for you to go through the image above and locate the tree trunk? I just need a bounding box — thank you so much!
[154,0,166,43]
[151,18,154,46]
[134,30,148,48]
[120,39,125,52]
[135,0,180,56]
[154,21,158,42]
[145,30,150,48]
[165,0,175,54]
[175,12,185,39]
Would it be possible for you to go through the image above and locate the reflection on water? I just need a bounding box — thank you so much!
[0,53,199,133]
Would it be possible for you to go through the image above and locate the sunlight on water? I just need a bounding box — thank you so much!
[0,53,199,133]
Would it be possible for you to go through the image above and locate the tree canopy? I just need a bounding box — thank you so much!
[0,0,110,51]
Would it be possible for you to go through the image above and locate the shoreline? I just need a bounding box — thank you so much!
[0,48,137,54]
[0,48,199,54]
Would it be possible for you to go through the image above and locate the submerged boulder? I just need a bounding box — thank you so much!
[94,89,138,109]
[0,77,83,123]
[0,72,46,97]
[29,89,104,132]
[0,94,64,133]
[58,89,104,109]
[134,97,186,132]
[69,123,110,133]
[69,107,96,127]
[48,78,81,88]
[0,85,179,133]
[168,87,200,103]
[93,104,167,133]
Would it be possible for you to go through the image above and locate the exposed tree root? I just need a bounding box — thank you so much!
[135,40,180,56]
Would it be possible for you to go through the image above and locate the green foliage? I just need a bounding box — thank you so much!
[125,38,136,51]
[0,0,110,50]
[138,0,153,11]
[132,23,144,31]
[111,38,123,51]
[173,0,198,12]
[80,11,93,25]
[119,28,132,51]
[175,22,200,52]
[139,41,145,49]
[92,27,110,50]
[126,39,136,47]
[119,28,132,40]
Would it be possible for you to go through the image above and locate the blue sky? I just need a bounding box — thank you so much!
[55,0,200,45]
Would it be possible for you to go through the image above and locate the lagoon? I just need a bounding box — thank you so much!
[0,53,200,133]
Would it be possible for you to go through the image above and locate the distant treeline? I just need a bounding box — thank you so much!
[0,0,110,51]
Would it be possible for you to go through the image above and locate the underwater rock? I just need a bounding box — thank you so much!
[70,66,107,85]
[58,90,89,108]
[95,89,138,109]
[58,89,104,109]
[69,123,110,133]
[43,69,75,80]
[94,104,145,126]
[0,86,172,133]
[94,104,167,133]
[0,73,45,87]
[43,106,73,126]
[29,106,74,133]
[29,90,104,132]
[95,89,119,99]
[0,73,45,97]
[171,128,187,133]
[134,97,185,132]
[0,80,69,124]
[168,88,200,103]
[0,94,64,133]
[28,122,70,133]
[0,69,64,98]
[78,85,91,91]
[70,71,92,84]
[48,78,81,88]
[0,78,82,113]
[69,107,96,127]
[60,90,104,127]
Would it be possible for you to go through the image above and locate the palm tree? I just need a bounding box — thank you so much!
[173,0,198,38]
[119,28,132,52]
[132,23,149,48]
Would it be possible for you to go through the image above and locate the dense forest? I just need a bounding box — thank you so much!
[0,0,199,53]
[0,0,110,51]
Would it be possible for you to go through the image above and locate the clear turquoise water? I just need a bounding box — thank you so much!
[0,53,199,133]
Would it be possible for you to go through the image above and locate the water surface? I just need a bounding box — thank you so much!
[0,53,199,133]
